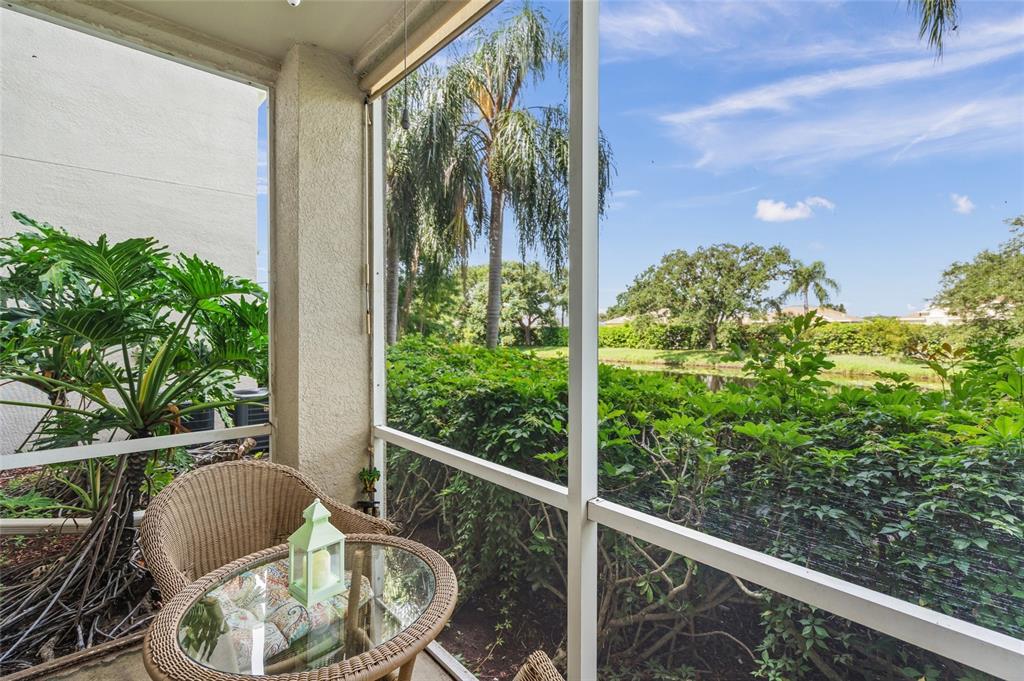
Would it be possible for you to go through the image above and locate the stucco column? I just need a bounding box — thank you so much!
[271,44,368,504]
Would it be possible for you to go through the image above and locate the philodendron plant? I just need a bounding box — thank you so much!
[0,213,268,666]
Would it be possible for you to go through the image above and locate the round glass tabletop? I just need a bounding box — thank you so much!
[175,541,435,675]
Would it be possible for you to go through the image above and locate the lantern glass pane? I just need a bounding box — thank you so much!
[330,543,343,584]
[293,546,307,589]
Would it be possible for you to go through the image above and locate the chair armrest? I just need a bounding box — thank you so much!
[139,506,193,601]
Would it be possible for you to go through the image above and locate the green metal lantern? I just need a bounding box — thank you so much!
[287,498,346,608]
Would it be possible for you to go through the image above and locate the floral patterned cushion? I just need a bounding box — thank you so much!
[207,563,373,669]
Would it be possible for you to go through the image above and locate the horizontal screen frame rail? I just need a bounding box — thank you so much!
[373,425,569,511]
[589,497,1024,681]
[1,423,272,470]
[373,427,1022,678]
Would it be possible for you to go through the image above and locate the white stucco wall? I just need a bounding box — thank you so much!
[271,44,371,505]
[0,9,264,455]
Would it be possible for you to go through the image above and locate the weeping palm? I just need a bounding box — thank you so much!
[785,260,840,313]
[386,68,485,343]
[0,213,267,666]
[439,4,611,348]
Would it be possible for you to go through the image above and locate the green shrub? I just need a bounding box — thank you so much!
[387,327,1023,679]
[534,326,568,346]
[598,319,708,350]
[593,317,964,357]
[803,318,965,356]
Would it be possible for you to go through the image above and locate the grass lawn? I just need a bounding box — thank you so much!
[525,346,941,383]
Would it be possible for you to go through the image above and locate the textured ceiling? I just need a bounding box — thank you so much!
[118,0,407,62]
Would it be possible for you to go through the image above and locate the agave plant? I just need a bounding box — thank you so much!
[0,213,268,668]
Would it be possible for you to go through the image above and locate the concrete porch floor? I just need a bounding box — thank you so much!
[48,644,461,681]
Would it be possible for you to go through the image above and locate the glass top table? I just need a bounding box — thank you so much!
[145,534,458,681]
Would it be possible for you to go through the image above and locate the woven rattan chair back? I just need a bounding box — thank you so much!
[139,459,394,600]
[512,651,565,681]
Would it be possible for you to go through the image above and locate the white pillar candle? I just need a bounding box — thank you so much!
[311,548,336,590]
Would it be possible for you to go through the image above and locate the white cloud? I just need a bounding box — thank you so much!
[599,0,787,59]
[951,193,976,214]
[805,196,835,210]
[738,16,1024,68]
[755,196,835,222]
[661,43,1022,128]
[755,199,810,222]
[654,10,1024,173]
[607,188,641,211]
[682,92,1024,172]
[600,1,697,54]
[667,185,759,208]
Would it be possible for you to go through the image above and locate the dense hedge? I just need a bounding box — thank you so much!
[539,317,961,357]
[533,325,568,346]
[536,319,753,350]
[387,322,1023,679]
[805,318,951,355]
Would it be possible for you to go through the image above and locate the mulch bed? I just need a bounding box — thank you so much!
[406,521,565,680]
[440,599,564,680]
[0,532,79,571]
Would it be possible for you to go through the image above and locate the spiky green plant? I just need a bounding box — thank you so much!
[0,213,267,669]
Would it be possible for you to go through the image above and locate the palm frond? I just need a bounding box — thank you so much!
[910,0,959,56]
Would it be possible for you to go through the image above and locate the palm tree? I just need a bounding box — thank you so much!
[386,68,486,343]
[911,0,959,55]
[439,4,611,348]
[786,260,840,313]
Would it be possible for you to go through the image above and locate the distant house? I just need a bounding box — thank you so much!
[899,306,961,326]
[600,309,672,326]
[744,306,863,325]
[784,306,862,323]
[899,299,1017,325]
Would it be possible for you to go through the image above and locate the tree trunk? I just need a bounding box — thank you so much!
[707,322,719,350]
[803,289,810,313]
[399,242,420,332]
[120,432,151,555]
[485,189,505,349]
[386,226,401,344]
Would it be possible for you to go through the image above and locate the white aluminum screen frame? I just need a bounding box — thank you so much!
[0,424,273,470]
[365,2,1024,678]
[566,2,599,678]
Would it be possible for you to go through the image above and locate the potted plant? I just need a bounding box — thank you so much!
[358,467,381,495]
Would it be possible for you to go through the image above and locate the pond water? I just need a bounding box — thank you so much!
[675,372,756,391]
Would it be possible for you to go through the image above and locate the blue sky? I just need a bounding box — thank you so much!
[258,0,1023,316]
[256,100,269,288]
[588,0,1024,316]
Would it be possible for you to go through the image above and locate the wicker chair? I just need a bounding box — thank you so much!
[513,651,564,681]
[139,459,395,600]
